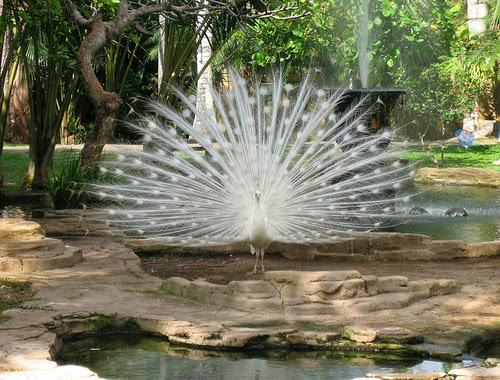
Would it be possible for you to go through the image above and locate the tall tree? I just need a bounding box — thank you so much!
[20,0,80,188]
[467,0,488,35]
[0,0,27,186]
[63,0,288,169]
[194,0,215,133]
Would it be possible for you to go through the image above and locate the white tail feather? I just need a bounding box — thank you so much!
[90,71,414,253]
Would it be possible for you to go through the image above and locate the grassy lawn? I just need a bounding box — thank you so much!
[1,142,499,192]
[403,143,500,172]
[1,149,79,192]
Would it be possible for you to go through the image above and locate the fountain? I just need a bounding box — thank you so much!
[334,0,405,134]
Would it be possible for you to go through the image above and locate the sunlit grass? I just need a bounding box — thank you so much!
[2,149,84,192]
[403,144,500,172]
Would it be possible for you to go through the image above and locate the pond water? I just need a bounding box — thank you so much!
[57,334,477,380]
[395,185,500,242]
[2,185,499,242]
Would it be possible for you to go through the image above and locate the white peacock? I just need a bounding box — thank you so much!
[93,71,414,273]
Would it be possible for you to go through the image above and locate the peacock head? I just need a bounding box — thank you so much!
[254,190,262,202]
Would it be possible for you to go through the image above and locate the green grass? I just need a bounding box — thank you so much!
[0,279,34,324]
[1,149,82,191]
[403,144,500,172]
[1,143,499,192]
[1,150,29,190]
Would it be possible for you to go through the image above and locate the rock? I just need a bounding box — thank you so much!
[484,358,500,367]
[445,207,468,217]
[0,220,82,272]
[265,270,362,283]
[343,326,378,343]
[0,365,99,379]
[414,167,500,187]
[365,372,446,379]
[370,276,409,294]
[163,270,460,317]
[375,327,425,344]
[448,366,500,379]
[0,219,45,241]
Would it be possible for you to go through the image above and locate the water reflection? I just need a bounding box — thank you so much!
[57,334,470,380]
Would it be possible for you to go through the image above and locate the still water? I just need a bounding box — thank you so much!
[57,334,474,380]
[395,185,500,242]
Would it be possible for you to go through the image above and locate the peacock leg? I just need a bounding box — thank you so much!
[260,248,265,273]
[252,253,259,274]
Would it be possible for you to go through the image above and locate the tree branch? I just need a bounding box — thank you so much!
[62,0,92,27]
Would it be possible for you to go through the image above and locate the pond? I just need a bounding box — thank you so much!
[395,184,500,242]
[2,185,499,242]
[57,334,478,380]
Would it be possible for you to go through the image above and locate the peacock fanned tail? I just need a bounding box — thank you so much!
[91,70,415,248]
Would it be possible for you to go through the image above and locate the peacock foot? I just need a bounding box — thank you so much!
[247,267,265,276]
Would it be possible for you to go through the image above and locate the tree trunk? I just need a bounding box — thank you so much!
[9,65,30,144]
[78,15,122,169]
[80,91,121,169]
[193,0,215,133]
[467,0,488,36]
[24,128,56,189]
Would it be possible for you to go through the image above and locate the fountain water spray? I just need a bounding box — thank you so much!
[91,70,414,273]
[357,0,371,88]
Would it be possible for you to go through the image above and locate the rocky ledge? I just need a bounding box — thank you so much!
[164,270,460,316]
[415,167,500,188]
[0,219,82,272]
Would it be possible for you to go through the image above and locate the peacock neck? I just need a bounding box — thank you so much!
[249,191,270,247]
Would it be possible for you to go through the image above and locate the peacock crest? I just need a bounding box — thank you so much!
[92,71,414,273]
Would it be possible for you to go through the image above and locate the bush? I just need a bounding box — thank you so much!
[46,152,98,209]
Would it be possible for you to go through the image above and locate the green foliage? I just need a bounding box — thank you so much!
[67,120,95,145]
[397,62,473,137]
[46,152,98,209]
[225,0,461,90]
[438,28,500,119]
[224,0,346,81]
[371,0,462,86]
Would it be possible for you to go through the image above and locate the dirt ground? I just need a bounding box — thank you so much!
[138,249,500,287]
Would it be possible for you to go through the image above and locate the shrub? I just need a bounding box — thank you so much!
[46,151,98,209]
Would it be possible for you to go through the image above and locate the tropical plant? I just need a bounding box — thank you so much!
[436,0,500,121]
[440,30,500,120]
[16,0,81,189]
[222,0,345,82]
[0,0,29,186]
[61,0,291,171]
[46,152,98,209]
